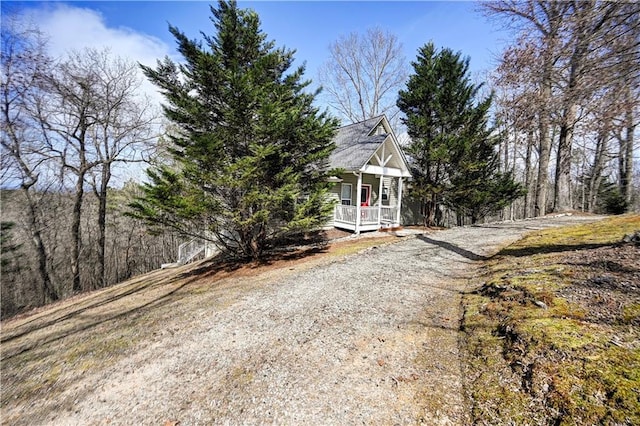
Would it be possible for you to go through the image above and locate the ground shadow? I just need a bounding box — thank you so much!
[1,270,178,345]
[2,278,192,361]
[417,235,488,261]
[178,245,328,281]
[498,242,613,258]
[1,243,330,360]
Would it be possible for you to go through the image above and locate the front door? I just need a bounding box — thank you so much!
[360,184,371,206]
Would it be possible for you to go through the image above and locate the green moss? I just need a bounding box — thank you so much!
[622,303,640,324]
[548,298,587,321]
[517,214,640,248]
[520,318,598,351]
[461,215,640,425]
[552,347,640,425]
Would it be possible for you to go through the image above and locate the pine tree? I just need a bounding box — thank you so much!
[397,42,523,226]
[132,1,338,260]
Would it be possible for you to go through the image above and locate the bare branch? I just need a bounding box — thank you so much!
[318,27,407,124]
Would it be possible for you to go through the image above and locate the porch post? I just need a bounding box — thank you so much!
[377,172,384,227]
[377,144,385,228]
[396,177,403,226]
[355,172,363,234]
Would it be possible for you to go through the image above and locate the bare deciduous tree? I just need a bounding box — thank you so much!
[37,48,157,290]
[485,0,640,214]
[484,0,569,216]
[42,51,102,292]
[319,27,407,124]
[80,49,157,288]
[1,16,59,302]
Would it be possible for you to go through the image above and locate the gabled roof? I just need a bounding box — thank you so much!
[328,115,387,170]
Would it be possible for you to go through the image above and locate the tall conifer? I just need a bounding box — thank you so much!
[132,1,338,259]
[398,42,523,226]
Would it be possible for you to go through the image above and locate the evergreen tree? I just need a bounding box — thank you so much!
[397,42,523,226]
[132,1,338,260]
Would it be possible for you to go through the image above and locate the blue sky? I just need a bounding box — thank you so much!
[3,1,512,115]
[75,1,507,73]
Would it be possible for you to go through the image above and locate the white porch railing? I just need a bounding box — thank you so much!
[334,204,357,224]
[334,205,398,228]
[360,206,379,225]
[380,206,397,223]
[178,239,206,265]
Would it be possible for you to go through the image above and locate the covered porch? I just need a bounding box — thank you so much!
[331,162,408,233]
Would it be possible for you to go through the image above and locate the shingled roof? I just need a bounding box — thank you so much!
[328,115,387,170]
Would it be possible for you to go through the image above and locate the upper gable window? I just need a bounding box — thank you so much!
[375,124,386,135]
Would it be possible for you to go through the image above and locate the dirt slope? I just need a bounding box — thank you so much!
[1,215,601,425]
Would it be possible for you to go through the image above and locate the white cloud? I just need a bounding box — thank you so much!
[20,4,172,109]
[28,4,169,67]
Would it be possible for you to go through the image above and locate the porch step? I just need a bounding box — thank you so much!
[379,225,403,232]
[379,219,396,229]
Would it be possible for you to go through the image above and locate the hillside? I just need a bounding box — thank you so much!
[0,233,403,424]
[462,215,640,425]
[3,214,632,424]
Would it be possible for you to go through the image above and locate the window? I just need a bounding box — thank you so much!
[341,183,352,205]
[382,186,389,205]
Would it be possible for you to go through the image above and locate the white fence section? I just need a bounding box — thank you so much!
[178,239,206,265]
[334,204,399,229]
[360,206,379,225]
[334,204,357,224]
[380,206,397,223]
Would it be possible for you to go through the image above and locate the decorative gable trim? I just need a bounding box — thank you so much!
[328,114,412,177]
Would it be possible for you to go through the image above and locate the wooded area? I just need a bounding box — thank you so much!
[1,16,178,317]
[486,0,639,218]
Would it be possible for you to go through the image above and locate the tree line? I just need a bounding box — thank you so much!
[486,0,639,217]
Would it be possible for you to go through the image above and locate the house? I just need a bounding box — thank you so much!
[327,115,412,233]
[164,115,414,267]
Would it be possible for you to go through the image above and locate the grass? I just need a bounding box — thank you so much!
[461,214,640,425]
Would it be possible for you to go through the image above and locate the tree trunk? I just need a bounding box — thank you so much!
[501,128,510,220]
[533,13,563,218]
[554,104,577,211]
[71,172,85,293]
[23,189,58,303]
[588,130,608,211]
[510,131,517,220]
[96,163,111,288]
[535,111,551,217]
[423,195,437,228]
[619,92,635,207]
[523,130,535,218]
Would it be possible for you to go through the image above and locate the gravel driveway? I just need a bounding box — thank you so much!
[18,215,600,425]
